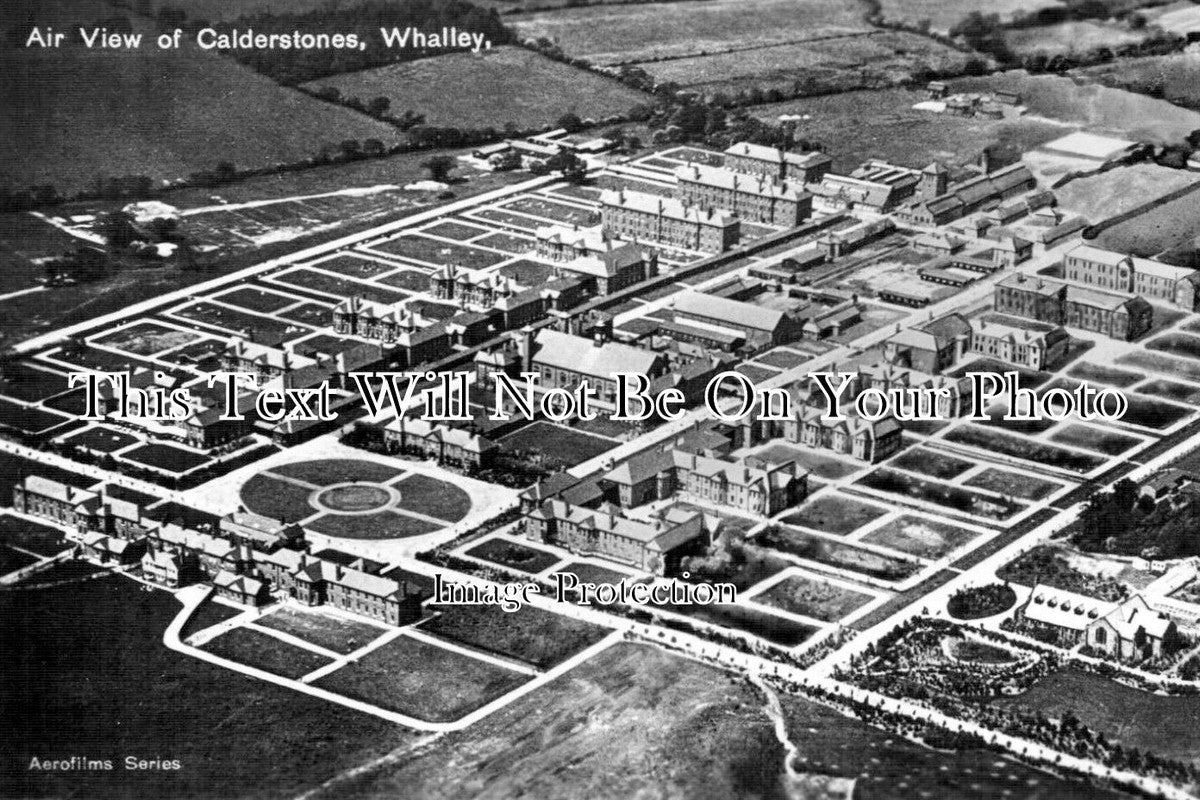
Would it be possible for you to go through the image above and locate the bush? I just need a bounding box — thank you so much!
[947,583,1017,620]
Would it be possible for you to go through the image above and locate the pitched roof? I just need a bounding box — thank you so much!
[672,291,785,333]
[1022,583,1114,631]
[531,329,662,380]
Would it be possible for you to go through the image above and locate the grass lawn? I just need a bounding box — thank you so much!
[306,511,442,540]
[421,604,608,669]
[1135,379,1200,405]
[888,447,973,479]
[780,493,888,536]
[269,459,404,486]
[655,602,818,648]
[0,362,69,403]
[307,254,398,280]
[1048,424,1142,457]
[421,220,490,241]
[61,426,139,454]
[172,301,308,347]
[121,443,211,474]
[0,575,419,800]
[239,474,319,523]
[992,667,1200,767]
[379,269,435,293]
[465,537,562,574]
[314,634,530,722]
[944,426,1105,472]
[213,286,300,313]
[1066,361,1144,389]
[963,468,1062,501]
[0,397,71,436]
[0,514,67,557]
[754,574,874,622]
[270,267,410,305]
[556,561,633,585]
[859,469,1023,521]
[180,598,245,641]
[372,235,507,269]
[861,515,980,560]
[255,607,385,656]
[0,544,40,575]
[392,473,472,522]
[498,421,618,469]
[501,197,600,227]
[758,525,921,582]
[202,626,333,680]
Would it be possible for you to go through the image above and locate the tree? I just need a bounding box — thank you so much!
[339,139,362,160]
[546,150,587,183]
[421,155,456,182]
[98,211,138,249]
[367,96,391,118]
[555,112,583,133]
[363,138,386,157]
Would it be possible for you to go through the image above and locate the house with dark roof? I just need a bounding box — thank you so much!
[882,313,973,374]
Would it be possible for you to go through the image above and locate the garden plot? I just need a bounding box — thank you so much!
[212,286,303,314]
[750,570,878,623]
[464,537,563,574]
[757,525,922,582]
[497,422,618,469]
[778,493,890,536]
[0,362,70,404]
[1066,361,1145,389]
[253,607,387,656]
[306,253,401,280]
[1048,424,1145,457]
[313,634,531,722]
[861,515,982,560]
[368,235,509,270]
[963,468,1064,501]
[121,443,211,474]
[61,426,139,454]
[652,600,818,648]
[888,447,973,480]
[268,267,411,305]
[170,301,312,347]
[420,220,491,241]
[858,469,1024,521]
[498,197,601,227]
[943,426,1105,473]
[748,443,861,480]
[1134,379,1200,405]
[91,321,203,357]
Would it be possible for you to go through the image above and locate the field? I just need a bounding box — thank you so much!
[497,421,617,468]
[875,0,1060,30]
[1055,164,1200,225]
[0,41,402,195]
[240,474,322,521]
[270,268,411,305]
[1049,424,1142,456]
[61,426,140,454]
[859,469,1023,520]
[780,493,889,535]
[421,604,608,669]
[216,286,302,313]
[172,301,309,346]
[1120,350,1200,384]
[0,574,420,800]
[301,46,650,129]
[465,537,563,574]
[754,574,875,622]
[759,525,922,581]
[509,0,870,64]
[271,459,404,486]
[371,235,507,269]
[121,443,211,473]
[1005,20,1146,56]
[306,511,442,540]
[0,361,69,404]
[889,447,973,479]
[944,426,1106,472]
[314,634,530,722]
[634,32,973,95]
[1065,360,1145,388]
[993,667,1200,766]
[1082,52,1200,110]
[92,323,199,356]
[202,626,333,680]
[749,88,1067,173]
[861,515,980,559]
[963,468,1062,501]
[254,607,385,656]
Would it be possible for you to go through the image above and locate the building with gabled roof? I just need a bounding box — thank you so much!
[213,569,271,607]
[220,510,305,552]
[896,163,1037,226]
[970,317,1069,370]
[882,313,972,374]
[994,273,1152,341]
[515,327,668,407]
[1086,594,1178,661]
[723,142,831,182]
[670,290,802,348]
[1016,583,1114,643]
[383,416,496,468]
[601,189,739,252]
[1064,243,1200,311]
[675,163,812,226]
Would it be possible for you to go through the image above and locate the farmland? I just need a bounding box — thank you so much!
[862,515,981,559]
[1005,20,1147,56]
[754,573,875,622]
[780,493,889,536]
[0,44,402,196]
[509,0,870,65]
[1094,181,1200,259]
[634,32,973,96]
[875,0,1060,31]
[302,46,650,130]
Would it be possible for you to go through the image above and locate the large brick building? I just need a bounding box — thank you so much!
[674,164,812,227]
[896,163,1038,226]
[601,189,739,253]
[1064,243,1200,311]
[518,328,668,407]
[882,313,973,374]
[994,273,1152,341]
[723,141,831,182]
[670,290,804,349]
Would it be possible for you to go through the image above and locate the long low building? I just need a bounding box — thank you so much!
[518,327,669,407]
[601,189,739,253]
[670,290,803,349]
[723,141,831,182]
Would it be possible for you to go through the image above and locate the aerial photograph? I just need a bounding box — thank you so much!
[5,0,1200,797]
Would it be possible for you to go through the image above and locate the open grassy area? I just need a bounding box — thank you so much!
[759,525,922,582]
[306,511,442,540]
[963,468,1063,501]
[889,447,973,479]
[992,666,1200,767]
[655,601,818,647]
[0,574,420,800]
[254,607,386,656]
[876,0,1060,30]
[862,515,981,559]
[240,474,321,522]
[1049,424,1143,456]
[0,514,67,557]
[779,493,888,536]
[372,235,508,269]
[944,426,1105,472]
[392,473,472,522]
[202,626,333,680]
[121,443,211,473]
[1065,361,1145,388]
[60,426,139,454]
[859,469,1023,521]
[498,421,618,468]
[270,267,411,305]
[93,323,200,356]
[754,574,875,622]
[421,604,608,669]
[510,0,869,64]
[216,286,306,314]
[302,46,650,130]
[315,634,530,722]
[270,459,405,486]
[0,33,402,195]
[465,537,563,574]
